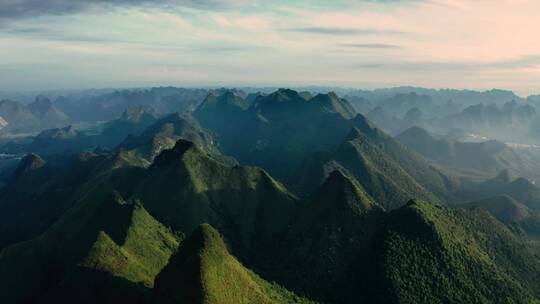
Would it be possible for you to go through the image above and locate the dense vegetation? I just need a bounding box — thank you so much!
[1,88,540,303]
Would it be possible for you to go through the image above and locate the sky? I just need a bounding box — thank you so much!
[1,0,540,95]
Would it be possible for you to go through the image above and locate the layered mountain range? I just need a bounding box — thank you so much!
[1,88,540,303]
[0,96,70,134]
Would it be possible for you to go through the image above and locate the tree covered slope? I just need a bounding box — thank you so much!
[1,88,540,303]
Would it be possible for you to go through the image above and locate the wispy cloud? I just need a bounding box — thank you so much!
[4,26,264,54]
[0,0,252,21]
[340,43,401,49]
[4,27,121,43]
[283,27,406,35]
[356,55,540,71]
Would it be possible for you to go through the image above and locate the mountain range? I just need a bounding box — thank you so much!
[0,97,70,134]
[396,126,537,179]
[1,88,540,303]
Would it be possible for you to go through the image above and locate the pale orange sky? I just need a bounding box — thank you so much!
[1,0,539,94]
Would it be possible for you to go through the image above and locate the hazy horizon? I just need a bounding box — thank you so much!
[2,0,540,95]
[1,84,538,99]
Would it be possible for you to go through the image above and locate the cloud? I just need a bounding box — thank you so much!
[210,14,272,30]
[491,56,540,69]
[4,25,264,54]
[283,26,406,35]
[5,27,117,43]
[340,43,400,49]
[0,0,250,21]
[355,55,540,71]
[2,0,540,94]
[191,44,268,52]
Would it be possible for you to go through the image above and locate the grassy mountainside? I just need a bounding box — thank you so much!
[154,224,313,304]
[265,173,540,303]
[0,147,539,303]
[346,118,460,203]
[294,118,460,209]
[268,171,385,303]
[379,200,540,303]
[136,139,300,256]
[0,189,179,304]
[0,139,302,303]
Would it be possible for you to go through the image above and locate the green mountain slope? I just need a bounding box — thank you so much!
[379,200,540,303]
[97,106,157,148]
[136,139,299,255]
[0,152,113,249]
[193,91,251,149]
[154,223,313,304]
[28,125,92,155]
[475,169,540,211]
[117,112,220,164]
[466,194,540,238]
[294,120,459,208]
[347,118,460,203]
[269,171,384,303]
[396,126,530,178]
[0,189,179,304]
[194,89,361,181]
[0,139,302,303]
[2,109,540,304]
[266,173,540,303]
[467,195,531,223]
